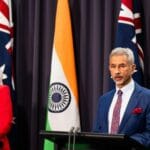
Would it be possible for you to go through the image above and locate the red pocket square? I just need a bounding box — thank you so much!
[132,107,143,114]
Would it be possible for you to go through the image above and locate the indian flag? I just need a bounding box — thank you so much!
[44,0,80,149]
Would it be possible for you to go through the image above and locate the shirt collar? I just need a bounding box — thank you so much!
[116,78,135,94]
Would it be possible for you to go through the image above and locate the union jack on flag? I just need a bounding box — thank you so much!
[0,0,14,89]
[115,0,144,85]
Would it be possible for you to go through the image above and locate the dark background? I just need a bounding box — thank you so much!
[11,0,150,149]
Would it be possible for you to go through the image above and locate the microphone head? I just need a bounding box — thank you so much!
[75,127,80,133]
[69,127,75,133]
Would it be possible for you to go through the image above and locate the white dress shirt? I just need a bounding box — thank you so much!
[108,79,135,133]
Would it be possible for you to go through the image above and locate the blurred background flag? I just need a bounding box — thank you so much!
[44,0,80,149]
[0,0,14,87]
[114,0,144,85]
[0,0,16,149]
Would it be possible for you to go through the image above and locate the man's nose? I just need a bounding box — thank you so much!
[114,67,120,74]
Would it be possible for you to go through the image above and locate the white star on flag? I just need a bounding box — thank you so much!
[0,64,7,85]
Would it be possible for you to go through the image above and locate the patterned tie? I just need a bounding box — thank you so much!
[110,90,123,134]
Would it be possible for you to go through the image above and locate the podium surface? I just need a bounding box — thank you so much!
[40,130,147,150]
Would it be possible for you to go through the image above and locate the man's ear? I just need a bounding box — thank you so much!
[132,64,137,74]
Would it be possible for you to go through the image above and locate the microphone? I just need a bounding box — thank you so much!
[72,127,80,150]
[74,127,80,133]
[67,127,75,150]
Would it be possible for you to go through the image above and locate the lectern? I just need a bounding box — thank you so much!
[40,130,147,150]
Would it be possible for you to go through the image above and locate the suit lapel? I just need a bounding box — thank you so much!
[118,83,142,132]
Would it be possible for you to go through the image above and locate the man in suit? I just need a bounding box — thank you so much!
[93,47,150,148]
[0,85,13,150]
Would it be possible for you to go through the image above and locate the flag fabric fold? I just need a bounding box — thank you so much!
[114,0,144,85]
[44,0,80,149]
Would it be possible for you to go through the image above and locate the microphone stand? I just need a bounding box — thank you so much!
[67,127,74,150]
[72,127,80,150]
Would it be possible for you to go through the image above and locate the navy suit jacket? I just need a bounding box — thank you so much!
[93,82,150,148]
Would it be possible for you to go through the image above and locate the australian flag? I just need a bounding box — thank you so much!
[0,0,14,91]
[115,0,144,85]
[0,0,16,149]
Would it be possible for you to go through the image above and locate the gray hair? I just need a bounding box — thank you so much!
[109,47,135,64]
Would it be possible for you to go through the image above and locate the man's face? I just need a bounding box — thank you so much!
[109,54,136,88]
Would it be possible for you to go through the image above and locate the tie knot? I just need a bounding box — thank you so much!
[117,90,123,96]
